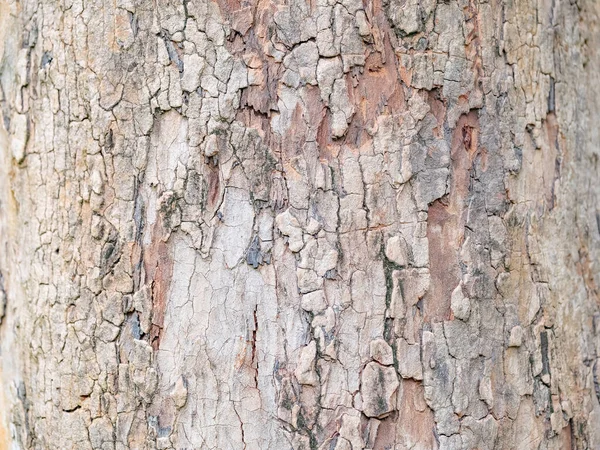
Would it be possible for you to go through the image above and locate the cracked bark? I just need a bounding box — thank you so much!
[0,0,600,448]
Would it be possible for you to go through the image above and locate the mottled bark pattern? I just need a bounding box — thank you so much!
[0,0,599,448]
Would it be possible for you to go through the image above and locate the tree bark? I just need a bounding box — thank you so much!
[0,0,600,448]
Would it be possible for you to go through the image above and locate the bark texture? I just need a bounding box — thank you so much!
[0,0,600,448]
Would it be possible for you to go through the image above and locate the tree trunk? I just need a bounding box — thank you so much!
[1,0,600,447]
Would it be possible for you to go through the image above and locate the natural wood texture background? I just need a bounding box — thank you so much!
[0,0,600,448]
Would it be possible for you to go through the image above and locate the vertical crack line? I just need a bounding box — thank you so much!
[252,305,259,389]
[232,402,247,449]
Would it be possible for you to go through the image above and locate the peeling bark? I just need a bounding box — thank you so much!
[1,0,600,448]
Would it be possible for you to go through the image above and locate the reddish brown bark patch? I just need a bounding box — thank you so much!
[425,200,461,322]
[424,111,480,323]
[344,40,405,148]
[282,85,325,161]
[143,218,174,350]
[426,89,446,139]
[372,380,436,448]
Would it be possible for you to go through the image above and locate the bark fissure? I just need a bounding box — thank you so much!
[0,0,599,448]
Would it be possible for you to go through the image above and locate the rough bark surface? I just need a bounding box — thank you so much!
[0,0,600,448]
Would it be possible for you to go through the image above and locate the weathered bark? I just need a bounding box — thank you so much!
[0,0,600,447]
